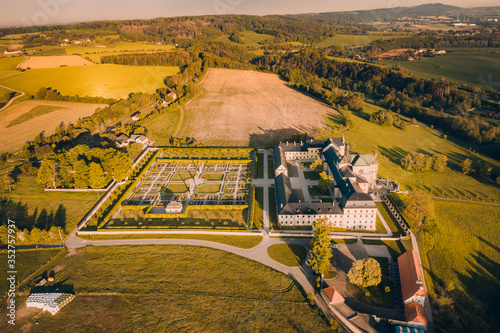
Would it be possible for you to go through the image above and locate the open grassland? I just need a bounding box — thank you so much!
[0,249,61,294]
[267,244,308,267]
[315,34,405,47]
[0,64,179,99]
[239,30,274,46]
[382,48,500,89]
[0,246,331,332]
[179,69,338,146]
[0,176,98,233]
[77,234,263,248]
[323,104,500,201]
[143,107,181,146]
[19,55,93,69]
[0,57,23,77]
[0,100,105,153]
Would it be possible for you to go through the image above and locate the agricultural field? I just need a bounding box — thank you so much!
[382,48,500,89]
[179,68,338,146]
[0,56,24,77]
[0,246,331,332]
[0,64,179,99]
[19,55,94,69]
[0,176,98,233]
[0,100,106,153]
[142,107,182,145]
[315,34,405,47]
[323,103,500,202]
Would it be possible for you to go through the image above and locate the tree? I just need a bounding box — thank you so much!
[432,154,448,172]
[347,258,381,287]
[310,156,323,172]
[88,162,107,189]
[309,217,333,276]
[317,171,333,193]
[3,173,15,191]
[109,152,132,181]
[460,158,472,175]
[37,157,59,189]
[404,190,435,222]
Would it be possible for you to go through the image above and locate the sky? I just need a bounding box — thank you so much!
[0,0,498,28]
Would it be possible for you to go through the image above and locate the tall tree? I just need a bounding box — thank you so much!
[347,258,382,287]
[317,171,333,193]
[460,158,472,175]
[309,217,333,276]
[3,173,15,191]
[88,162,107,189]
[37,156,59,189]
[404,190,435,222]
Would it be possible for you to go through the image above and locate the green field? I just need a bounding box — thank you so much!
[255,152,264,179]
[315,34,405,47]
[0,64,179,99]
[267,244,308,266]
[0,246,331,332]
[253,186,264,230]
[142,108,182,145]
[346,278,395,308]
[0,248,61,294]
[323,104,500,202]
[382,48,500,89]
[7,105,66,127]
[0,175,98,234]
[0,57,23,77]
[268,187,279,231]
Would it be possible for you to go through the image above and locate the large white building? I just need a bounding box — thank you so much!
[273,137,378,230]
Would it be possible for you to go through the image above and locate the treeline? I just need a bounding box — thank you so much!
[37,145,131,189]
[100,50,198,66]
[254,49,499,157]
[35,87,116,104]
[401,153,448,172]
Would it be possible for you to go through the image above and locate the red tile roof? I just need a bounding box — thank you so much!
[398,250,426,302]
[322,286,345,304]
[404,302,428,326]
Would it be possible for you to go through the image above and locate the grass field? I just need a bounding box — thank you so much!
[0,249,61,294]
[268,187,279,230]
[0,176,98,233]
[0,64,179,99]
[179,68,338,147]
[267,155,275,179]
[346,278,395,308]
[19,55,93,69]
[141,107,182,145]
[77,234,263,248]
[315,34,405,47]
[255,152,264,179]
[323,104,500,201]
[0,100,105,153]
[0,246,331,332]
[0,57,23,77]
[267,244,308,266]
[382,48,500,89]
[254,187,264,230]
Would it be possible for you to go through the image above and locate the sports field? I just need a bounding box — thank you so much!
[19,55,93,69]
[0,64,179,99]
[382,48,500,89]
[178,68,338,146]
[0,100,105,152]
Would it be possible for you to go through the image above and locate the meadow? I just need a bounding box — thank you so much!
[315,34,405,48]
[382,48,500,89]
[0,246,332,332]
[267,244,308,267]
[0,176,98,233]
[214,30,274,47]
[0,56,23,77]
[323,103,500,202]
[0,64,179,99]
[0,100,105,153]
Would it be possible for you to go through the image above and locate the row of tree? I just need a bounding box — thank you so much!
[401,153,448,172]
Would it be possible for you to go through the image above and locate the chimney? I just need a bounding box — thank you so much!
[280,204,283,208]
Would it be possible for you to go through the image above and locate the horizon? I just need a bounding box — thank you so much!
[1,0,499,28]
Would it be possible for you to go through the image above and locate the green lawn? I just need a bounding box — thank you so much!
[382,48,500,89]
[267,155,274,179]
[362,239,405,261]
[304,171,321,180]
[322,105,500,202]
[0,64,179,99]
[7,105,66,127]
[315,34,405,47]
[346,278,395,308]
[202,172,225,181]
[197,183,222,193]
[0,175,98,234]
[0,248,61,294]
[142,107,181,144]
[267,244,308,267]
[372,256,389,276]
[376,202,405,237]
[268,187,279,231]
[253,186,264,230]
[1,246,332,332]
[255,152,264,179]
[77,234,262,248]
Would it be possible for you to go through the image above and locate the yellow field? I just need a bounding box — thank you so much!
[20,55,93,69]
[0,100,106,152]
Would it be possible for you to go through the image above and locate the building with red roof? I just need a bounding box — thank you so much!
[321,286,345,305]
[398,250,426,307]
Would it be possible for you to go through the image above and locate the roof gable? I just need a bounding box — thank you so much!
[398,251,426,302]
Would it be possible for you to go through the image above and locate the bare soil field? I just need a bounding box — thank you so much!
[0,100,106,152]
[178,69,338,146]
[19,55,94,69]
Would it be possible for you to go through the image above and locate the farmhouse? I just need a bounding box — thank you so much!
[273,137,378,230]
[115,134,150,147]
